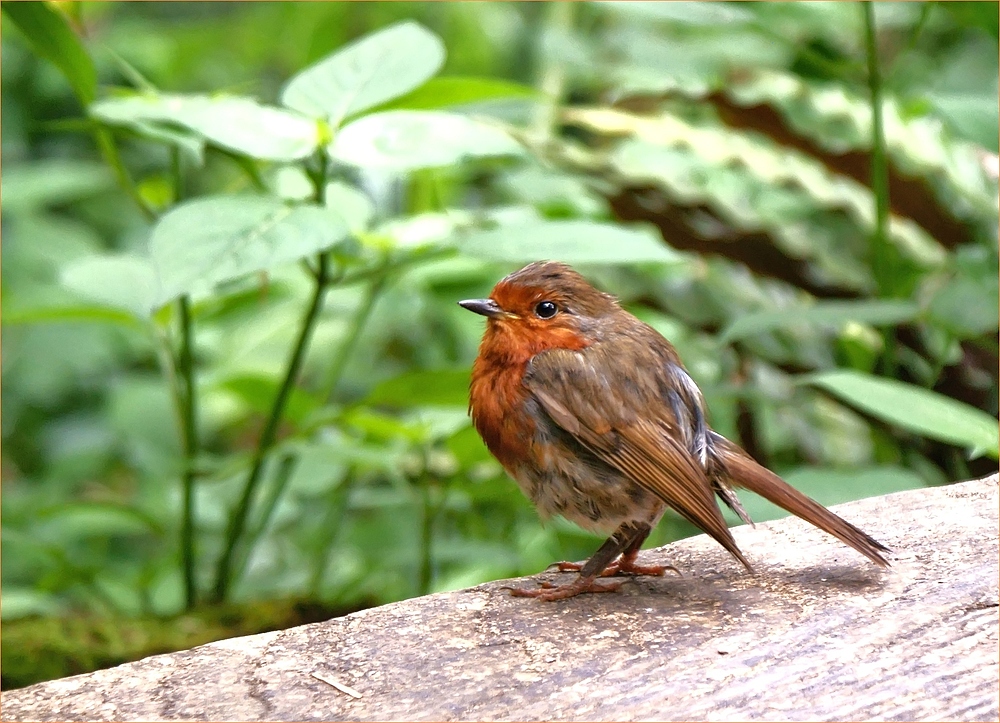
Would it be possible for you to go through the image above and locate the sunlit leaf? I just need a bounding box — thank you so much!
[459,219,685,265]
[596,1,754,25]
[281,20,445,125]
[377,76,537,112]
[324,181,375,233]
[149,196,350,306]
[60,254,159,318]
[804,370,999,459]
[330,110,522,171]
[91,93,319,161]
[720,300,919,343]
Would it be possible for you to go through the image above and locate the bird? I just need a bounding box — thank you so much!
[459,260,890,601]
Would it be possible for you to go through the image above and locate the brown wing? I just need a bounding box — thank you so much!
[525,348,752,570]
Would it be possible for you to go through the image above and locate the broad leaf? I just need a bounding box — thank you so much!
[324,181,375,233]
[596,1,754,25]
[367,369,471,408]
[720,300,919,343]
[91,93,319,161]
[281,20,445,125]
[149,196,349,306]
[3,2,96,104]
[60,254,159,318]
[330,110,522,171]
[805,370,999,459]
[459,220,685,265]
[1,160,113,213]
[377,76,537,112]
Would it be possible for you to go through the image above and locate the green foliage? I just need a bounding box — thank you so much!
[805,370,999,459]
[2,0,997,689]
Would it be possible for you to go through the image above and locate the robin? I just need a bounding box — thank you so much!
[460,260,889,601]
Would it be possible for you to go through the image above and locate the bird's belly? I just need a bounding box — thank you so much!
[512,436,663,536]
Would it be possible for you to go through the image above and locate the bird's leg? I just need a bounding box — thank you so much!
[553,523,678,577]
[511,524,641,601]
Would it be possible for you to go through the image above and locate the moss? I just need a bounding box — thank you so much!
[1,597,371,691]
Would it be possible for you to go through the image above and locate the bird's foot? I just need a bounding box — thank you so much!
[505,576,624,601]
[553,553,680,578]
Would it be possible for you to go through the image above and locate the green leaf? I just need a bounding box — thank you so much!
[149,196,349,306]
[91,93,319,161]
[216,373,320,427]
[330,110,522,171]
[281,20,445,125]
[459,220,686,265]
[324,181,374,233]
[0,588,62,621]
[1,160,114,213]
[3,1,96,103]
[36,502,165,540]
[366,369,471,408]
[60,254,159,318]
[929,93,1000,153]
[376,76,537,112]
[720,300,920,343]
[1,304,144,329]
[596,1,754,25]
[804,370,999,459]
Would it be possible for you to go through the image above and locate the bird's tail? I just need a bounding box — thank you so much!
[713,433,890,567]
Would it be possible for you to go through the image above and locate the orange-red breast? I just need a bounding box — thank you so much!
[460,260,889,601]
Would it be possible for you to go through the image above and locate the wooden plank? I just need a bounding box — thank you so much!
[3,474,997,722]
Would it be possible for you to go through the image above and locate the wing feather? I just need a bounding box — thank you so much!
[527,349,752,570]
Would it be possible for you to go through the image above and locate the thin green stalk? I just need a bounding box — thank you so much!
[322,271,389,403]
[94,128,156,222]
[177,295,198,609]
[863,2,898,378]
[211,254,332,603]
[308,468,357,596]
[887,2,934,83]
[863,2,892,295]
[417,475,436,597]
[531,0,574,141]
[170,146,199,610]
[231,450,298,583]
[417,466,452,597]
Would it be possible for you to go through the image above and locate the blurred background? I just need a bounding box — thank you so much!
[2,1,997,689]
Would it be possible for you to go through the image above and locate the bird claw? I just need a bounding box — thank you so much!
[507,577,624,601]
[552,558,681,578]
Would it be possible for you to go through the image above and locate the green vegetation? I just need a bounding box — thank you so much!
[2,1,997,688]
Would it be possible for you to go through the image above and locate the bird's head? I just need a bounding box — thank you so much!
[459,261,620,363]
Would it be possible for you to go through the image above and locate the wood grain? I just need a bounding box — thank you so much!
[3,474,997,722]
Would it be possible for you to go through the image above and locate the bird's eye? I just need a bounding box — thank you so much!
[534,301,558,319]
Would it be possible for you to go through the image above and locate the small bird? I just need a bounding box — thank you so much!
[460,260,889,601]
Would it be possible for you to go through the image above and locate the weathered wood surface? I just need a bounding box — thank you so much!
[3,475,997,722]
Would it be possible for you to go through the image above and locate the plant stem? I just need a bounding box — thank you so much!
[322,270,389,403]
[210,254,332,603]
[169,145,199,611]
[232,449,298,582]
[863,2,899,378]
[417,474,436,597]
[531,0,574,142]
[863,2,892,296]
[95,128,157,222]
[177,295,198,609]
[308,467,357,596]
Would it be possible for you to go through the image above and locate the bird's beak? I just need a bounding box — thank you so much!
[458,298,505,318]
